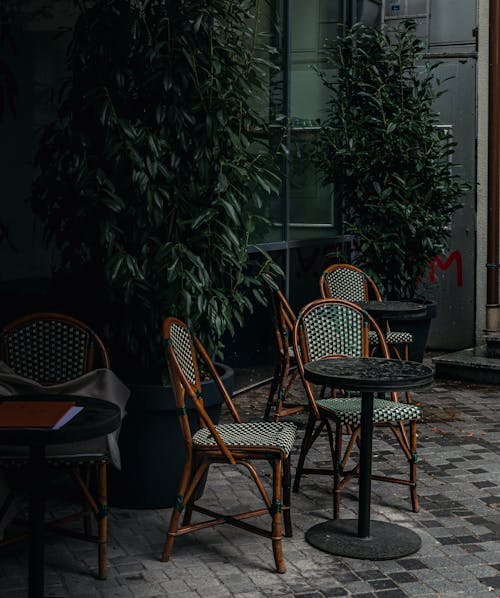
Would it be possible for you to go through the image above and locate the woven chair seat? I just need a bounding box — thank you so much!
[193,421,297,457]
[317,397,422,426]
[368,330,413,346]
[0,454,109,467]
[0,437,110,466]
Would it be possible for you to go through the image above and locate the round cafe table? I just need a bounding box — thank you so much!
[0,395,121,598]
[304,357,433,560]
[357,300,427,321]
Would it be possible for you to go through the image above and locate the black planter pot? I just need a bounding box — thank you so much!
[391,301,437,363]
[110,363,233,509]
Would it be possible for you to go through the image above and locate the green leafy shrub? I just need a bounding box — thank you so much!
[315,21,468,299]
[32,0,281,381]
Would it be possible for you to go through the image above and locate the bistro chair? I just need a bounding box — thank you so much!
[319,263,413,360]
[262,275,306,422]
[162,317,297,573]
[292,299,422,517]
[0,312,112,579]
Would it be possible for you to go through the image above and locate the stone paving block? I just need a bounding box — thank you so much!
[5,378,500,597]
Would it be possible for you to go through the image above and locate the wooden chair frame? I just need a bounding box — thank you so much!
[292,299,421,517]
[263,276,305,422]
[0,312,111,579]
[162,317,296,574]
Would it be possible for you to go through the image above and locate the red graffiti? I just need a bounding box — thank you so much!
[429,250,463,287]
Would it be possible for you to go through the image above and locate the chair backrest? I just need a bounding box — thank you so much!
[264,275,296,360]
[0,312,109,385]
[320,263,382,302]
[163,317,240,461]
[293,299,389,417]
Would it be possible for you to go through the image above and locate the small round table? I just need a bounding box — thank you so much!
[304,357,433,560]
[0,395,121,598]
[357,300,427,321]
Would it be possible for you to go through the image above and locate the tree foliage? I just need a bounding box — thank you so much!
[32,0,282,381]
[315,21,467,299]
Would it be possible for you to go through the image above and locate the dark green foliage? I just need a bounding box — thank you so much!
[315,21,467,299]
[32,0,281,380]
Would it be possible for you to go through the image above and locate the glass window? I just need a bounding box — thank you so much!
[289,0,342,240]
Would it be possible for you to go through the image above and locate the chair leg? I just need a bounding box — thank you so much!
[333,421,343,519]
[82,465,92,537]
[162,457,193,562]
[271,459,285,574]
[293,411,316,492]
[264,362,282,421]
[182,456,205,526]
[282,455,292,538]
[97,463,108,580]
[409,421,419,513]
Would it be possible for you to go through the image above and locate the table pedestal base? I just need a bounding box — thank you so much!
[306,519,421,560]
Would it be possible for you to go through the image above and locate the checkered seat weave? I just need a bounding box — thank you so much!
[317,397,422,426]
[369,330,413,346]
[193,421,297,457]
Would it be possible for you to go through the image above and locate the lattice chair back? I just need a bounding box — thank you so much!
[0,312,109,385]
[297,300,376,362]
[320,263,382,302]
[165,318,202,394]
[262,274,307,421]
[163,317,240,460]
[265,276,296,357]
[293,299,389,418]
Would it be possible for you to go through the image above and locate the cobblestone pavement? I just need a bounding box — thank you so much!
[2,373,500,597]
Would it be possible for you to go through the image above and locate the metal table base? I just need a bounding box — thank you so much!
[306,518,421,560]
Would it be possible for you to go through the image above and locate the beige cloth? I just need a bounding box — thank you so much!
[0,363,130,538]
[0,362,130,469]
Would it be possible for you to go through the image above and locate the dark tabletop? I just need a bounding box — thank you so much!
[304,357,433,392]
[0,395,121,446]
[357,300,427,320]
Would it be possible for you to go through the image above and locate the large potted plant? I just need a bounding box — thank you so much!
[31,0,282,507]
[314,21,468,360]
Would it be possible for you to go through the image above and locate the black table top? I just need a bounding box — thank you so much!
[304,357,433,392]
[0,395,121,446]
[357,300,427,320]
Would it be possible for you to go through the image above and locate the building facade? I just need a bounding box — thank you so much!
[0,1,491,372]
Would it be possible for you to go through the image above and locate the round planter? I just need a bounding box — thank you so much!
[110,363,234,509]
[390,301,437,363]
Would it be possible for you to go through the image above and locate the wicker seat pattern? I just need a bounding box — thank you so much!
[317,397,422,426]
[193,421,297,457]
[368,330,413,345]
